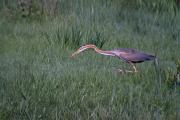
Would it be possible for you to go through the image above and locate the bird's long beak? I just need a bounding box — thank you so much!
[70,50,80,58]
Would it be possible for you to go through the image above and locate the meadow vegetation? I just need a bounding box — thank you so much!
[0,0,180,119]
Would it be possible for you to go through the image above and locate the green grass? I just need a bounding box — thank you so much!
[0,1,180,119]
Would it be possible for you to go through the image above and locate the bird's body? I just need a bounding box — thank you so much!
[111,48,155,63]
[71,44,156,73]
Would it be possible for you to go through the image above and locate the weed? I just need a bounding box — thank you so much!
[0,0,180,119]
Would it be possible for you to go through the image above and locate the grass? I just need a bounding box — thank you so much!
[0,0,180,119]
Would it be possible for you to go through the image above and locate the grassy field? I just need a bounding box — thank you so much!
[0,0,180,119]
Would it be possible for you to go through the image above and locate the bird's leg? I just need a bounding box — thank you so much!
[116,65,128,74]
[116,63,138,74]
[117,63,138,74]
[116,68,125,73]
[124,63,138,73]
[117,68,134,74]
[132,63,138,72]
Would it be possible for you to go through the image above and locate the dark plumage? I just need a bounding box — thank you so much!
[112,48,156,63]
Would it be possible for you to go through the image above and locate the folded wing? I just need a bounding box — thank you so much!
[113,49,156,63]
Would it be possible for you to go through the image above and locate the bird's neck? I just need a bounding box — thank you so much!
[92,47,115,56]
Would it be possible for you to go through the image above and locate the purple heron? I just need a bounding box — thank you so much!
[71,44,156,73]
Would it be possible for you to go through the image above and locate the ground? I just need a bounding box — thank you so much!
[0,1,180,119]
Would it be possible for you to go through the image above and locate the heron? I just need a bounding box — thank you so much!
[71,44,156,73]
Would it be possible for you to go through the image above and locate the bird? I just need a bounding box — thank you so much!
[71,44,156,73]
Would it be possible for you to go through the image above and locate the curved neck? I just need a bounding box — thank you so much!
[90,46,115,56]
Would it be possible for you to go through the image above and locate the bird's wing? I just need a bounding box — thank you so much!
[111,49,137,61]
[120,52,155,63]
[112,49,155,63]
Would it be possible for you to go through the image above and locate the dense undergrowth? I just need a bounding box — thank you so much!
[0,0,180,119]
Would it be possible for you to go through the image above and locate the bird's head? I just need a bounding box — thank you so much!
[71,44,96,57]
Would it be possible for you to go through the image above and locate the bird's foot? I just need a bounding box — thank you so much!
[116,69,125,74]
[116,69,137,74]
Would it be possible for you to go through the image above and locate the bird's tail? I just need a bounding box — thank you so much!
[148,55,156,61]
[143,54,156,62]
